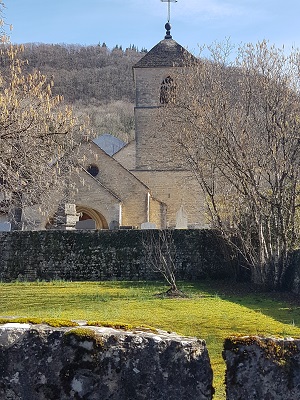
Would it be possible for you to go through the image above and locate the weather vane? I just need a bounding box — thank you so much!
[161,0,177,23]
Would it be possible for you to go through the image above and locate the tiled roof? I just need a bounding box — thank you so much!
[133,39,195,68]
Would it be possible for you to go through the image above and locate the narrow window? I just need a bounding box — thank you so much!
[160,76,176,104]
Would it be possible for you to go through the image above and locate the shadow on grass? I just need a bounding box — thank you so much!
[95,280,300,328]
[185,280,300,329]
[31,279,300,329]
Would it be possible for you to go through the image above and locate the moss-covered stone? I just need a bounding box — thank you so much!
[224,335,300,366]
[64,327,105,348]
[224,336,300,400]
[0,324,214,399]
[0,317,78,327]
[86,320,158,333]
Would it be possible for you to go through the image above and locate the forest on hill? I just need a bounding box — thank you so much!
[19,43,147,142]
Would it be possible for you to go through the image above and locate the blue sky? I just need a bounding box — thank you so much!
[4,1,300,54]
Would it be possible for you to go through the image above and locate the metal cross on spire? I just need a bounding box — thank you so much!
[161,0,177,23]
[161,0,177,39]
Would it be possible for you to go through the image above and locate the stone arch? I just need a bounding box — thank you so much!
[76,205,109,229]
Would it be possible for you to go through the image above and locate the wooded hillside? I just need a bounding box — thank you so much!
[19,43,146,141]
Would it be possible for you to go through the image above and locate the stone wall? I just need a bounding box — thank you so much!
[113,140,136,170]
[0,229,236,282]
[223,336,300,400]
[74,142,152,228]
[283,250,300,295]
[0,323,214,400]
[3,324,300,400]
[133,170,207,228]
[134,65,187,171]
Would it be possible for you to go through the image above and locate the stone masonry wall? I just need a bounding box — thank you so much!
[134,66,186,170]
[133,170,208,228]
[0,230,236,282]
[0,323,214,400]
[76,142,151,228]
[113,141,136,170]
[135,107,184,170]
[223,336,300,400]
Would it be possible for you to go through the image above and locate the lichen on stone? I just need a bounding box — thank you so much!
[64,327,105,348]
[224,335,300,367]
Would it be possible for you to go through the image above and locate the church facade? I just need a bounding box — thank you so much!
[1,28,208,231]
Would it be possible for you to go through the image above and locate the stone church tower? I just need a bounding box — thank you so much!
[127,25,207,228]
[133,26,191,170]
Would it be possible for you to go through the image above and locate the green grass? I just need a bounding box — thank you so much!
[1,280,300,399]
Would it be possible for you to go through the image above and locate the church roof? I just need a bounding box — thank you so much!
[93,134,126,156]
[133,39,195,68]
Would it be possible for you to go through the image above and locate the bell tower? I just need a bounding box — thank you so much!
[133,1,194,170]
[130,3,207,229]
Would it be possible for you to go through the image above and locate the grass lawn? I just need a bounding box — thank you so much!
[1,280,300,399]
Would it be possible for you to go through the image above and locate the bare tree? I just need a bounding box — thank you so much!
[0,6,92,229]
[142,230,186,296]
[161,40,300,289]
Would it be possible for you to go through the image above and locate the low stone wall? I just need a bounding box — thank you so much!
[3,325,300,399]
[223,336,300,400]
[0,323,214,400]
[0,229,236,282]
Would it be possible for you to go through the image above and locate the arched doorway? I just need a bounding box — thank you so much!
[76,206,108,229]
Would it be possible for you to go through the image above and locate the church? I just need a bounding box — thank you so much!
[0,23,208,232]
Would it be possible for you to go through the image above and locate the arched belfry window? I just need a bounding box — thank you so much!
[160,76,176,104]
